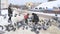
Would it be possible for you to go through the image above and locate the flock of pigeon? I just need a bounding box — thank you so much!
[0,16,53,34]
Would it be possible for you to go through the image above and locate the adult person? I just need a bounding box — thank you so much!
[32,13,39,25]
[8,4,13,22]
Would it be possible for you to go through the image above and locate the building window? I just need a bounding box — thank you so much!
[35,8,38,9]
[39,7,42,9]
[48,0,56,1]
[46,7,48,9]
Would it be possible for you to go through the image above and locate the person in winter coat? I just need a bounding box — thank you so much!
[32,13,39,25]
[8,4,13,22]
[24,13,29,24]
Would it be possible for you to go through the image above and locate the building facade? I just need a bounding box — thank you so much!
[1,0,8,9]
[0,0,8,15]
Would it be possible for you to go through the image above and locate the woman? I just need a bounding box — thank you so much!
[32,13,39,25]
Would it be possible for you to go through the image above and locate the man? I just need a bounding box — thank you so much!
[8,4,13,22]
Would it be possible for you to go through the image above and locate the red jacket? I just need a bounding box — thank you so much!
[24,15,28,19]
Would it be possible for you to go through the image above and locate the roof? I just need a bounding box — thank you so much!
[35,1,60,9]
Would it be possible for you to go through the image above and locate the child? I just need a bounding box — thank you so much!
[24,13,29,24]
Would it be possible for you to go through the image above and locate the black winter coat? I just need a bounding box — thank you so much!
[8,7,13,14]
[32,14,39,22]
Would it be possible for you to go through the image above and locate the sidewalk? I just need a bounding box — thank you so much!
[0,9,60,34]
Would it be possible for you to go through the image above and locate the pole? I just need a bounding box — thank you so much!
[0,0,1,16]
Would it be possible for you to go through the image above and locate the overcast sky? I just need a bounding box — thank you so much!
[8,0,48,5]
